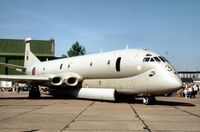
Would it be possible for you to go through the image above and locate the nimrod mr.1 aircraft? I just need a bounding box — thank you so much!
[0,38,182,104]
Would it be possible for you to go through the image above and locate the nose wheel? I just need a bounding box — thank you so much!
[143,96,156,105]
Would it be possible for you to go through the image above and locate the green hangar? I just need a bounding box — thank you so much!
[0,38,55,75]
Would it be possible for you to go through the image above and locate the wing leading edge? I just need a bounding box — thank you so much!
[0,74,50,84]
[0,72,83,87]
[0,62,26,72]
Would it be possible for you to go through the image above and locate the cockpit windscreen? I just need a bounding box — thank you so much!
[143,56,169,63]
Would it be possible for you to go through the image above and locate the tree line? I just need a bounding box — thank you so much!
[62,41,86,58]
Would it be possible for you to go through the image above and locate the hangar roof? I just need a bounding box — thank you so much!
[0,39,55,57]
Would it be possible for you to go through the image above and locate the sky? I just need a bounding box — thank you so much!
[0,0,200,71]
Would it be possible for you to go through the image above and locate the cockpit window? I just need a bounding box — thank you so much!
[150,58,155,62]
[154,57,161,62]
[163,57,169,62]
[143,56,169,63]
[145,54,152,56]
[158,56,166,62]
[143,57,150,62]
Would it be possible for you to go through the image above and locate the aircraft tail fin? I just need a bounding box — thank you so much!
[24,38,41,68]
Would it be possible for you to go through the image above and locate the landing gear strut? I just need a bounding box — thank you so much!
[29,85,41,98]
[143,96,156,105]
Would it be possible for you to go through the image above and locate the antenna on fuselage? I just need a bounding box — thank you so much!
[143,46,148,50]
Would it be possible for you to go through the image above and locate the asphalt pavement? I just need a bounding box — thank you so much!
[0,92,200,132]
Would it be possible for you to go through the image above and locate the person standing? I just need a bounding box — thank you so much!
[193,83,198,98]
[184,84,188,99]
[188,84,193,99]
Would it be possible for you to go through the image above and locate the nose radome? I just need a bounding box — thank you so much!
[169,76,182,90]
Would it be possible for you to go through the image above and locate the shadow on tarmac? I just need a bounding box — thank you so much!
[21,129,40,132]
[154,100,195,106]
[124,99,196,107]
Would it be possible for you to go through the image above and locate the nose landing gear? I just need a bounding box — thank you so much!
[143,96,156,105]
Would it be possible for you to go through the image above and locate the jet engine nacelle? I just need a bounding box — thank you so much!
[51,76,63,86]
[50,73,82,87]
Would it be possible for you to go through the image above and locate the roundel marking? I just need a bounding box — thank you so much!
[32,67,36,75]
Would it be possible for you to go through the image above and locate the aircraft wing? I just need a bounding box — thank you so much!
[0,62,26,72]
[0,74,50,85]
[0,72,82,87]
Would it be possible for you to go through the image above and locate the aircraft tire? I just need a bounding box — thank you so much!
[29,86,41,98]
[115,92,135,102]
[143,96,156,105]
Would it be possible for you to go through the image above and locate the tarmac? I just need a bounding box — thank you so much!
[0,92,200,132]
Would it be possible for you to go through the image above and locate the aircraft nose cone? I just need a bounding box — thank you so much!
[174,77,182,88]
[168,76,182,90]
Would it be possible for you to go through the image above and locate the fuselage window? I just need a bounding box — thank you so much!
[143,57,150,62]
[68,64,70,68]
[90,62,93,67]
[158,56,166,62]
[43,67,45,71]
[116,57,121,72]
[150,58,155,62]
[107,60,111,65]
[154,57,161,62]
[60,64,63,70]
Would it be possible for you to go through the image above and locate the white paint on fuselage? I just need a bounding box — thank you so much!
[26,49,182,96]
[26,49,152,78]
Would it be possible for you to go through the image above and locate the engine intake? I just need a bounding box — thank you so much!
[50,73,81,87]
[51,76,63,86]
[65,77,79,86]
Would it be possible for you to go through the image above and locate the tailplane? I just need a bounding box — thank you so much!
[24,38,41,68]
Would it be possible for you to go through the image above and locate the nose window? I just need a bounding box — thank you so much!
[143,57,156,62]
[143,56,168,63]
[154,57,161,62]
[150,58,155,62]
[143,57,150,62]
[158,56,166,62]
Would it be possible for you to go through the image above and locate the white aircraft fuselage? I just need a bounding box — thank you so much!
[26,43,181,96]
[0,38,182,104]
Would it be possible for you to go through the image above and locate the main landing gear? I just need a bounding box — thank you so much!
[29,85,41,98]
[143,96,156,105]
